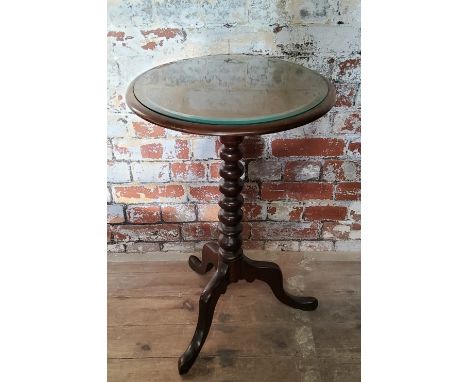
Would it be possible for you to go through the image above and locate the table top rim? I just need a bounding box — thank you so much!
[125,54,336,136]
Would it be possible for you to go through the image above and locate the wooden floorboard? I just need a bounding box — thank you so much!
[108,252,360,382]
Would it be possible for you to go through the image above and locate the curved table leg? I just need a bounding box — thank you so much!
[178,262,229,375]
[188,242,219,275]
[241,256,318,311]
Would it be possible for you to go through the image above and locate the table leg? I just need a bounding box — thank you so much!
[188,242,219,274]
[178,135,318,374]
[178,261,229,374]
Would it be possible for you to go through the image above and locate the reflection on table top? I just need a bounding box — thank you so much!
[133,55,330,125]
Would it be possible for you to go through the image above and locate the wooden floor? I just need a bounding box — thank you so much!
[108,251,360,382]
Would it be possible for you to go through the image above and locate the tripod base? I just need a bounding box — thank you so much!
[178,242,318,375]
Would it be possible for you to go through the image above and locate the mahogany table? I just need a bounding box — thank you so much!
[126,54,336,374]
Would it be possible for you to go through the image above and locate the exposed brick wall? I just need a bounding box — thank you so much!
[107,0,361,253]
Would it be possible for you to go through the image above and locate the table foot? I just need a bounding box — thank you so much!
[241,256,318,311]
[188,242,219,275]
[178,261,229,375]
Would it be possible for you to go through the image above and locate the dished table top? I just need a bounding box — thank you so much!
[126,54,335,136]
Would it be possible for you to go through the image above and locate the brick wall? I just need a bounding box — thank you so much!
[107,0,361,253]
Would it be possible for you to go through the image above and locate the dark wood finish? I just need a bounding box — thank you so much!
[124,55,336,376]
[125,77,335,137]
[108,255,361,382]
[177,137,318,375]
[189,242,219,274]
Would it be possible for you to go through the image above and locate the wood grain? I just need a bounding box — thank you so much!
[108,253,360,381]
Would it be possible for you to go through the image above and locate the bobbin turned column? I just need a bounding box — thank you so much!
[178,135,318,375]
[217,136,245,279]
[178,136,245,374]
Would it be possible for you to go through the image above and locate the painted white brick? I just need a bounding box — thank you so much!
[300,241,335,251]
[335,240,361,252]
[200,0,247,26]
[274,25,360,56]
[348,201,361,221]
[107,187,112,203]
[108,112,129,137]
[337,0,361,25]
[131,162,170,183]
[152,0,203,28]
[126,242,161,253]
[107,0,154,28]
[285,0,339,25]
[322,161,359,182]
[192,137,217,160]
[108,162,131,183]
[265,241,300,251]
[107,141,113,160]
[107,243,126,253]
[107,204,125,223]
[161,242,196,252]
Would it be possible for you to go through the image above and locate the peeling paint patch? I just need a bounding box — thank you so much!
[107,31,125,41]
[141,41,157,50]
[272,23,287,33]
[338,58,361,75]
[141,27,185,40]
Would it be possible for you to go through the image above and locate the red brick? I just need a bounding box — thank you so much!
[247,160,281,181]
[241,223,251,239]
[209,162,222,181]
[107,31,125,41]
[303,206,348,221]
[243,182,260,201]
[107,224,112,243]
[335,83,357,107]
[332,110,361,134]
[322,222,352,240]
[111,224,180,242]
[244,202,267,221]
[132,121,165,138]
[267,204,303,221]
[347,141,361,157]
[216,136,264,159]
[113,185,185,203]
[181,222,218,240]
[140,139,189,160]
[161,204,196,222]
[197,204,220,221]
[261,182,333,201]
[175,139,190,159]
[140,142,163,159]
[251,222,320,240]
[189,185,220,202]
[337,58,361,78]
[272,138,345,157]
[241,136,265,159]
[284,161,321,181]
[335,182,361,200]
[171,162,206,182]
[126,205,161,223]
[322,160,361,182]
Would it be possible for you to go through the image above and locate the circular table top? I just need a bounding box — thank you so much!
[126,54,335,136]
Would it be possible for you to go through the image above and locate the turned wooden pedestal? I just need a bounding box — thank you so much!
[178,136,318,374]
[126,54,336,375]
